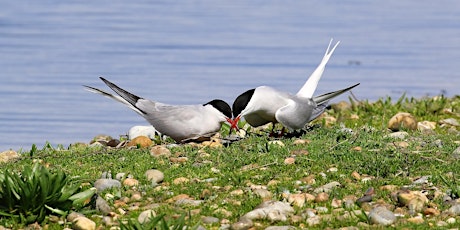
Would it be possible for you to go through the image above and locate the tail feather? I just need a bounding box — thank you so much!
[99,77,142,107]
[296,39,340,98]
[313,83,360,106]
[84,78,146,115]
[309,103,329,122]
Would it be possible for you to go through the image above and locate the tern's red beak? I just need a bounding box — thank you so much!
[229,116,240,133]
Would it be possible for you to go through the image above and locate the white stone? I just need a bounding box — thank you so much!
[128,125,158,140]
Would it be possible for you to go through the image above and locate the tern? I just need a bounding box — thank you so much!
[231,39,359,133]
[84,77,233,143]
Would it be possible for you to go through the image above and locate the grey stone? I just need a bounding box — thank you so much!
[368,206,396,226]
[201,216,219,224]
[94,178,121,193]
[265,226,296,230]
[96,196,111,215]
[447,204,460,216]
[314,181,341,193]
[138,209,156,224]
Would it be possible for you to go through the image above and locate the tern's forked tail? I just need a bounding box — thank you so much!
[296,39,340,98]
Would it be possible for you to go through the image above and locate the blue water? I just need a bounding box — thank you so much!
[1,1,459,151]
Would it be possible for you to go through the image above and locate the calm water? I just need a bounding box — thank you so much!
[1,1,459,151]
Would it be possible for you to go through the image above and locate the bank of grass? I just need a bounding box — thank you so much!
[1,95,460,229]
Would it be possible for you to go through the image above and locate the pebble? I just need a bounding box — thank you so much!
[95,196,111,215]
[94,179,121,193]
[380,185,398,192]
[417,121,436,131]
[145,169,164,184]
[123,178,139,187]
[423,208,441,216]
[322,115,337,127]
[127,136,152,148]
[452,146,460,158]
[150,145,171,158]
[343,195,357,209]
[268,140,285,147]
[293,139,310,145]
[388,112,418,131]
[130,192,142,201]
[115,172,126,180]
[315,206,329,213]
[432,139,443,148]
[446,217,456,224]
[394,141,409,148]
[356,194,373,205]
[368,206,396,226]
[287,193,315,207]
[397,190,428,213]
[89,141,105,148]
[201,216,219,224]
[386,131,409,139]
[351,171,361,180]
[351,146,362,151]
[107,138,120,147]
[439,118,459,127]
[350,114,360,120]
[313,181,341,193]
[284,157,295,165]
[412,175,431,185]
[230,189,245,196]
[72,216,96,230]
[91,134,112,142]
[447,203,460,215]
[315,192,329,203]
[175,198,203,206]
[331,198,342,208]
[173,177,189,184]
[265,226,297,230]
[128,125,157,140]
[407,215,424,224]
[170,156,188,163]
[231,217,253,230]
[253,188,272,200]
[437,220,448,227]
[67,212,85,222]
[243,201,294,222]
[306,215,321,226]
[138,209,156,224]
[290,149,309,156]
[0,150,20,163]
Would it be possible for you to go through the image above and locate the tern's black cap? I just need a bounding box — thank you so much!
[204,99,232,118]
[232,88,255,118]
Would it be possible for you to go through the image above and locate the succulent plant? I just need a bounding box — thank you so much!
[0,163,96,224]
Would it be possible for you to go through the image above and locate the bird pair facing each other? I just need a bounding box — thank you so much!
[85,39,360,143]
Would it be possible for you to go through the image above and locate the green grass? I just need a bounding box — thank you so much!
[1,95,460,229]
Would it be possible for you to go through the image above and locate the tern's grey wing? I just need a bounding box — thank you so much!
[313,83,360,106]
[275,97,316,131]
[142,104,222,142]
